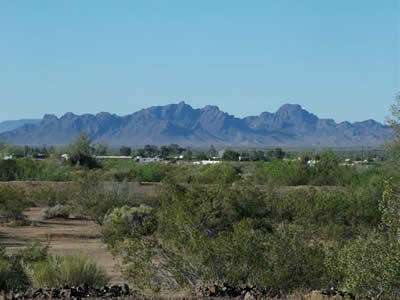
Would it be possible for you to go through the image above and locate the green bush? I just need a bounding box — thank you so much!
[0,185,30,221]
[0,158,75,182]
[331,235,400,299]
[252,160,309,186]
[40,205,70,220]
[18,242,50,265]
[73,173,130,224]
[169,163,240,184]
[28,252,110,288]
[29,185,73,207]
[0,159,18,181]
[0,243,45,294]
[0,255,31,294]
[105,180,328,293]
[103,204,155,247]
[251,150,362,187]
[133,163,169,182]
[193,164,240,184]
[8,219,32,227]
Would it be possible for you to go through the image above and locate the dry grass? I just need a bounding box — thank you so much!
[0,207,123,284]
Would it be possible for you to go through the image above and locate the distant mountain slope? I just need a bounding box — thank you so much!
[0,102,393,147]
[0,119,40,134]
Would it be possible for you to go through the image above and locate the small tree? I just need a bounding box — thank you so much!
[74,173,129,225]
[267,147,285,160]
[0,254,30,296]
[195,152,208,160]
[144,145,159,157]
[95,143,108,156]
[208,145,218,158]
[160,146,170,158]
[385,93,400,174]
[222,150,240,161]
[0,160,18,181]
[0,185,30,222]
[67,133,100,169]
[120,146,132,157]
[249,150,265,161]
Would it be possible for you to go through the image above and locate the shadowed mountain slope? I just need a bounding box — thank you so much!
[0,119,40,134]
[0,102,392,147]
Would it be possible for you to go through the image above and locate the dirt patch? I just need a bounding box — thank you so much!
[0,207,124,284]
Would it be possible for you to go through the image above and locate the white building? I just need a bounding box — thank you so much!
[193,160,221,165]
[96,156,132,159]
[135,156,163,163]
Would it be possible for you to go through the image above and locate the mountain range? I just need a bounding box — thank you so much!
[0,102,393,147]
[0,119,40,134]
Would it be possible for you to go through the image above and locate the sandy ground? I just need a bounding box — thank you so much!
[0,207,124,284]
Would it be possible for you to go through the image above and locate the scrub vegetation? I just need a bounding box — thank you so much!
[0,96,399,298]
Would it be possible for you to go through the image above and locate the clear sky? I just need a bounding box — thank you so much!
[0,0,399,123]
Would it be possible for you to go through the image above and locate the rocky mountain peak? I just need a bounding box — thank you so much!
[0,102,392,146]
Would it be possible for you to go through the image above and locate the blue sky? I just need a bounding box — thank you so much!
[0,0,398,123]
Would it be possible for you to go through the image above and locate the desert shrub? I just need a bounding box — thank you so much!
[106,180,328,293]
[40,205,70,220]
[29,185,73,207]
[253,160,310,186]
[261,225,327,293]
[306,150,361,186]
[30,187,58,207]
[170,163,240,184]
[55,253,109,287]
[28,259,58,288]
[0,255,31,294]
[34,161,74,181]
[268,189,313,224]
[193,163,240,184]
[0,159,18,181]
[100,159,138,182]
[17,242,50,265]
[132,163,170,182]
[252,150,363,187]
[267,187,380,241]
[332,235,400,299]
[103,169,134,182]
[102,159,137,170]
[309,165,356,186]
[0,243,45,294]
[28,252,109,288]
[73,173,130,224]
[8,219,32,227]
[103,204,155,248]
[322,179,400,298]
[0,185,30,221]
[10,159,75,181]
[14,158,40,180]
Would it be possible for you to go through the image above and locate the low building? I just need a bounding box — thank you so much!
[95,156,132,159]
[193,160,221,165]
[307,160,318,167]
[135,156,163,163]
